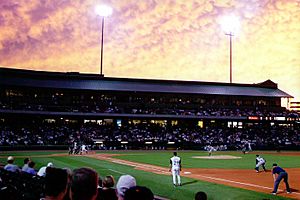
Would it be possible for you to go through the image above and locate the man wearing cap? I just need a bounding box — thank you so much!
[169,152,181,186]
[255,154,266,172]
[116,175,136,200]
[37,162,54,177]
[271,163,291,195]
[4,156,20,172]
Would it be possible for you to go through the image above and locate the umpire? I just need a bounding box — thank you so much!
[271,163,291,195]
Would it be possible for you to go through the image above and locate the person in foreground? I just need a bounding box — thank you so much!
[38,162,54,177]
[124,186,154,200]
[195,191,207,200]
[22,157,30,172]
[116,174,136,200]
[43,167,69,200]
[71,167,99,200]
[98,175,117,200]
[271,163,291,195]
[4,156,20,172]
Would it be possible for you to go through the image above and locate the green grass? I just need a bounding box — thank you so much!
[0,151,65,156]
[1,151,296,200]
[113,151,300,169]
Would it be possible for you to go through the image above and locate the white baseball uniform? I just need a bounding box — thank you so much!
[256,157,265,168]
[170,155,181,186]
[255,156,266,172]
[81,144,87,154]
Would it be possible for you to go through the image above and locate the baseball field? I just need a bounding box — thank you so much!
[1,150,300,200]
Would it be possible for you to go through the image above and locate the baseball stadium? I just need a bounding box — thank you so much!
[0,68,300,200]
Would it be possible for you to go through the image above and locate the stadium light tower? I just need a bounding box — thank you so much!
[95,5,113,77]
[221,15,239,84]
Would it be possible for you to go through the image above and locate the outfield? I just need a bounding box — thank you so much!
[1,150,300,200]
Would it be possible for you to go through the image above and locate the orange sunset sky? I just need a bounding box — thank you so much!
[0,0,299,101]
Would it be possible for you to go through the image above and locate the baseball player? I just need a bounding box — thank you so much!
[241,145,246,154]
[80,144,88,154]
[247,141,252,151]
[169,152,181,186]
[68,143,74,155]
[208,146,213,156]
[271,163,291,195]
[255,155,266,172]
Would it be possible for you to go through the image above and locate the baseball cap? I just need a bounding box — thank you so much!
[7,156,14,161]
[47,162,53,167]
[272,163,278,166]
[116,175,136,197]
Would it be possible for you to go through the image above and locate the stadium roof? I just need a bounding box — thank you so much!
[0,67,293,98]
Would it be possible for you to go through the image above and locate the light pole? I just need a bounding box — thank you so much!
[95,5,113,77]
[221,15,239,84]
[226,32,233,84]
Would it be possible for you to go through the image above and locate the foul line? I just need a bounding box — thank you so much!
[107,169,125,175]
[194,174,300,196]
[195,174,272,190]
[97,156,300,197]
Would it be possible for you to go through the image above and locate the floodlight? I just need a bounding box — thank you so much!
[221,15,239,35]
[95,5,113,17]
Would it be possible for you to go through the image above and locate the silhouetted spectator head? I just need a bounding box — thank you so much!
[71,167,98,200]
[97,175,117,200]
[28,161,35,168]
[24,158,30,164]
[195,191,207,200]
[124,186,154,200]
[45,167,68,200]
[103,175,115,188]
[116,175,136,199]
[7,156,14,164]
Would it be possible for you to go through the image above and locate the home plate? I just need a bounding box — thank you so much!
[184,171,191,174]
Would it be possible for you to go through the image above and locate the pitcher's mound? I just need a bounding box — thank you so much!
[192,155,242,159]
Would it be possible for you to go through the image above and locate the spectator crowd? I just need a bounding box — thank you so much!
[0,156,157,200]
[1,121,299,150]
[1,98,298,118]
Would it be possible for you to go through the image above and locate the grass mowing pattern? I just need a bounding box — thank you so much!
[1,151,294,199]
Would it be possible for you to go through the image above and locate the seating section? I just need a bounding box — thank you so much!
[0,168,44,200]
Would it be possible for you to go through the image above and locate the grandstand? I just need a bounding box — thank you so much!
[0,67,299,151]
[1,67,300,200]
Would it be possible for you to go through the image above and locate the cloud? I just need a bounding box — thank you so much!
[0,0,299,100]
